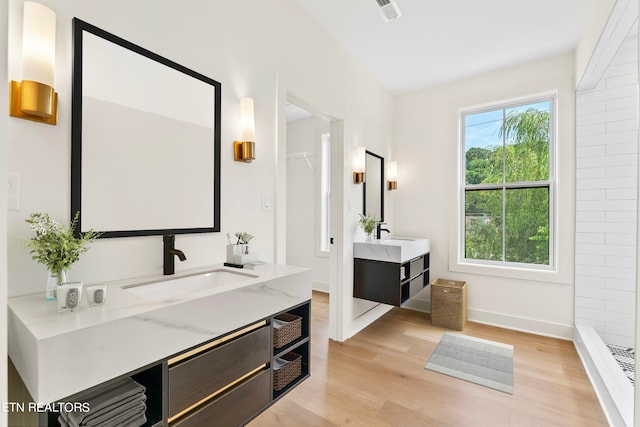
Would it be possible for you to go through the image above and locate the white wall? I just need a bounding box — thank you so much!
[575,0,616,86]
[6,0,395,342]
[575,30,638,349]
[286,116,330,291]
[1,0,9,424]
[394,53,576,339]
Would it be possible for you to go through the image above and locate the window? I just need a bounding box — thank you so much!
[461,96,554,268]
[319,132,331,253]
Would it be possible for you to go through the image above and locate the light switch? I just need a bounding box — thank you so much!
[8,173,20,211]
[262,192,273,212]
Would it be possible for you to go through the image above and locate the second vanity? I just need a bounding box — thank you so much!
[8,264,311,426]
[353,238,430,306]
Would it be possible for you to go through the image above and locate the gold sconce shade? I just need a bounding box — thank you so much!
[234,141,255,162]
[9,2,58,125]
[353,172,365,184]
[10,80,58,124]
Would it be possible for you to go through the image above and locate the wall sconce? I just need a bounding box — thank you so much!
[353,146,366,184]
[9,2,58,125]
[234,97,255,162]
[387,161,398,190]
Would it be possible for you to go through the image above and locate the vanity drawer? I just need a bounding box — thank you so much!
[168,324,270,417]
[170,368,270,427]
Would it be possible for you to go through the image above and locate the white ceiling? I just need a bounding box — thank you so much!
[294,0,594,94]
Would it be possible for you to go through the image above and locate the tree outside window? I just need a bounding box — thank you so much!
[462,97,554,267]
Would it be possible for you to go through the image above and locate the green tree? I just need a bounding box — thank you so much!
[465,106,550,265]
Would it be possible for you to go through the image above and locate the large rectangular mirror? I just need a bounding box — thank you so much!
[363,150,384,221]
[71,18,221,238]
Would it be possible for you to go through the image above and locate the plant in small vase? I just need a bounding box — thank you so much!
[25,212,101,300]
[235,231,254,254]
[358,214,378,243]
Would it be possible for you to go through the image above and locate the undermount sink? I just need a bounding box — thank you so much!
[353,237,430,263]
[122,269,258,301]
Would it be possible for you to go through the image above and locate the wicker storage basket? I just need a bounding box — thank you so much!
[431,279,467,330]
[273,352,302,391]
[273,313,302,348]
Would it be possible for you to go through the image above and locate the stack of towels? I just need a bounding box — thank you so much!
[58,377,147,427]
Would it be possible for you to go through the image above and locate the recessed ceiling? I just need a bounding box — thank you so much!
[294,0,594,94]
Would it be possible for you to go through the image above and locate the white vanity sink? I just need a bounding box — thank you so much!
[354,237,430,263]
[122,269,258,301]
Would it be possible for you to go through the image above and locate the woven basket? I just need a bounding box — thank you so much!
[273,352,302,391]
[273,313,302,348]
[431,279,467,330]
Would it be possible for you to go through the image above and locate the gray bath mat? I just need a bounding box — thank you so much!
[425,332,514,394]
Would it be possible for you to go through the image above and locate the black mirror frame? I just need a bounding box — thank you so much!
[363,150,384,222]
[71,18,221,238]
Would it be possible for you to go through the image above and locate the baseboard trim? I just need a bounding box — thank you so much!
[466,308,573,340]
[312,280,329,293]
[399,298,574,340]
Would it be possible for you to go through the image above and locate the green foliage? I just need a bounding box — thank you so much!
[24,212,102,274]
[464,107,550,265]
[358,213,378,235]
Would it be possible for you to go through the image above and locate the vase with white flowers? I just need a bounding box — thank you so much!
[25,212,101,300]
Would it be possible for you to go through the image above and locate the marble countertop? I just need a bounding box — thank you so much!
[353,237,430,263]
[8,263,311,404]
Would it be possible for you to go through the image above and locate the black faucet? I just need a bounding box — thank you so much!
[376,222,390,240]
[163,234,186,275]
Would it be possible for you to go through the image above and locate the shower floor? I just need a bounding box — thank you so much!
[607,343,635,385]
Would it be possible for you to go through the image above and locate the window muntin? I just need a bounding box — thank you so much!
[462,96,554,268]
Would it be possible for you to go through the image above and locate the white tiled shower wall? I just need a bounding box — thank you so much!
[575,31,638,348]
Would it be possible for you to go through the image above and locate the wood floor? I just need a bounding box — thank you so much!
[250,291,609,427]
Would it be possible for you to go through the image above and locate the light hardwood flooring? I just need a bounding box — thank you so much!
[250,291,609,427]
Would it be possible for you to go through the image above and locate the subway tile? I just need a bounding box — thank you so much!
[575,296,605,310]
[576,253,605,266]
[575,232,605,244]
[575,243,606,255]
[604,244,637,257]
[605,277,636,292]
[606,188,637,200]
[606,233,637,246]
[605,210,637,223]
[576,189,606,201]
[605,255,636,269]
[606,119,638,133]
[575,275,605,288]
[576,211,606,223]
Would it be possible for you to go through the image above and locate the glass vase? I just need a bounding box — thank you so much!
[46,270,69,300]
[365,232,373,243]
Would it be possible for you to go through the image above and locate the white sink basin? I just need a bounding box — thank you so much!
[354,237,430,263]
[122,269,258,301]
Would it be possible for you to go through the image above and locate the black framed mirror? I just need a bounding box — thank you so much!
[71,18,221,238]
[363,150,384,221]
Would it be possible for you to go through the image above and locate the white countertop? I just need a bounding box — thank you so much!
[8,263,311,403]
[353,237,430,263]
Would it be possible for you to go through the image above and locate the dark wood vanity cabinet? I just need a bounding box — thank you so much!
[168,322,271,425]
[354,253,429,306]
[167,301,311,426]
[45,301,311,427]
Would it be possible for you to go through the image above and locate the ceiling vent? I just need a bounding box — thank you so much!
[375,0,402,22]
